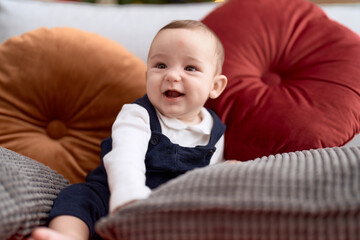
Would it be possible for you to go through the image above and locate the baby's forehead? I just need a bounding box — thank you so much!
[156,28,217,48]
[149,28,220,61]
[158,27,213,38]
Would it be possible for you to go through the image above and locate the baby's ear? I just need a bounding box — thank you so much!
[209,75,227,99]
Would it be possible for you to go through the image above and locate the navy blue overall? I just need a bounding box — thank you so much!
[49,95,225,237]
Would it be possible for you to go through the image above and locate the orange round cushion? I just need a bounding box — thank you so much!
[203,0,360,161]
[0,27,146,183]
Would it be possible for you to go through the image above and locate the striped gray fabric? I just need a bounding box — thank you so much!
[96,146,360,240]
[0,147,69,240]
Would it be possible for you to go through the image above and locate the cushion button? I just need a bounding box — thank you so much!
[262,71,282,86]
[46,120,67,139]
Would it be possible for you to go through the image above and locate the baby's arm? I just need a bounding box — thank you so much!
[31,216,88,240]
[104,104,152,213]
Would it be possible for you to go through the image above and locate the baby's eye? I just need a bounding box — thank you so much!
[185,66,197,72]
[156,63,167,69]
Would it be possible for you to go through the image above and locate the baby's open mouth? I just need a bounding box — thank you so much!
[164,90,185,98]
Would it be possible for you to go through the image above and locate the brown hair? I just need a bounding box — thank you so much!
[156,20,225,75]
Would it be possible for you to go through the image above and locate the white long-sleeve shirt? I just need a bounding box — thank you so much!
[104,103,225,213]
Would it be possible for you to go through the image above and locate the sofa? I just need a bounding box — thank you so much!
[0,0,360,239]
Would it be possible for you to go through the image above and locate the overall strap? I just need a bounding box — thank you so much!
[134,94,226,147]
[206,109,226,147]
[133,94,162,132]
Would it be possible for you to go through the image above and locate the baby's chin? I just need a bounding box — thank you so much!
[160,110,203,125]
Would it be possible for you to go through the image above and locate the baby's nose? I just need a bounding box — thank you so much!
[165,69,181,82]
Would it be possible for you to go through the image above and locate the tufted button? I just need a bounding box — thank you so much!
[46,120,67,139]
[150,136,160,146]
[261,71,282,86]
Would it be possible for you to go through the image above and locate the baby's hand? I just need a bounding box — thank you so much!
[226,160,238,163]
[112,199,137,214]
[29,227,78,240]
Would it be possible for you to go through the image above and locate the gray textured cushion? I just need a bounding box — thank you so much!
[96,146,360,240]
[0,147,69,240]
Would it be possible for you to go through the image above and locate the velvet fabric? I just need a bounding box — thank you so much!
[203,0,360,161]
[0,27,146,183]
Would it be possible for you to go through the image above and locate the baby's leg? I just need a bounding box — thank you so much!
[31,227,73,240]
[30,215,89,240]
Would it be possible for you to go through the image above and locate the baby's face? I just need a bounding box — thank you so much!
[146,28,218,125]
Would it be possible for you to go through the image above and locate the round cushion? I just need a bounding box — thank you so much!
[0,27,146,183]
[203,0,360,161]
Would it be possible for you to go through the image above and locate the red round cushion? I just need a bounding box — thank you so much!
[203,0,360,161]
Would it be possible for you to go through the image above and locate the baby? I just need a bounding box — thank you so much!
[31,19,227,240]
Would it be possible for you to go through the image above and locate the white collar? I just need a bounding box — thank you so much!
[156,108,213,135]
